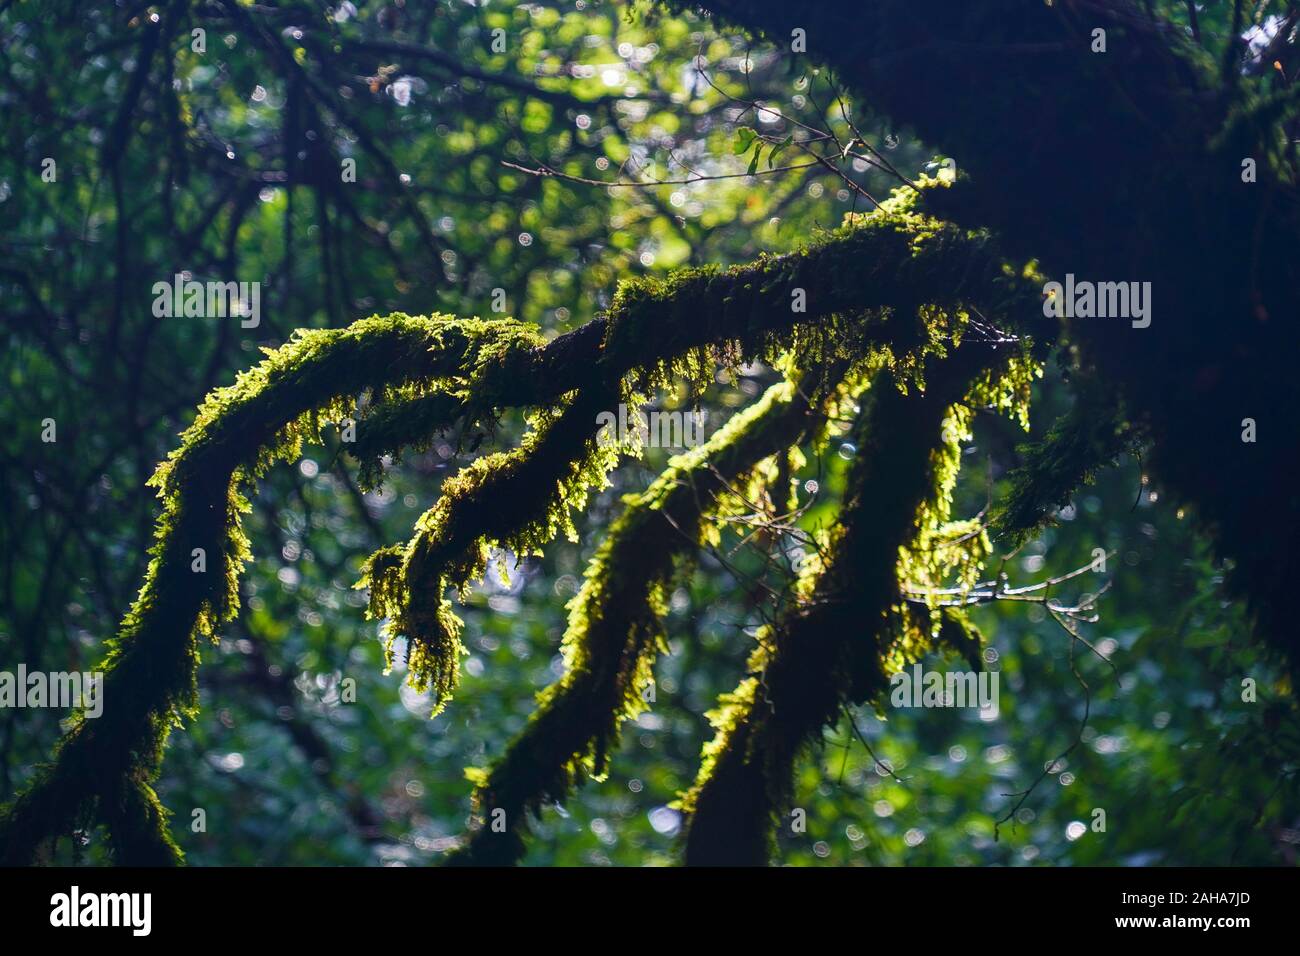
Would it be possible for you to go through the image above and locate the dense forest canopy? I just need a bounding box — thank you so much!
[0,0,1297,866]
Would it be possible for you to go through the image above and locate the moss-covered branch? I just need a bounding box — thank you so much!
[680,344,1016,865]
[358,378,623,713]
[448,362,861,865]
[0,186,1039,865]
[688,0,1300,676]
[0,314,528,864]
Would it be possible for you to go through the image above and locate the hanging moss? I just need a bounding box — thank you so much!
[349,390,471,491]
[991,376,1140,549]
[680,338,1028,866]
[357,379,623,713]
[2,184,1041,866]
[600,180,1040,400]
[687,0,1300,681]
[885,353,1040,664]
[0,313,545,864]
[449,361,861,864]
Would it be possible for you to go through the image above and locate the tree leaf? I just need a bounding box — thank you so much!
[768,134,793,168]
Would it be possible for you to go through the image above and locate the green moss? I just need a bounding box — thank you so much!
[0,313,543,864]
[680,339,1029,865]
[357,381,622,714]
[601,181,1038,397]
[991,376,1139,549]
[2,184,1043,866]
[450,363,860,864]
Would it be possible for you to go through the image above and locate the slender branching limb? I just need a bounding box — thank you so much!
[680,343,1012,866]
[0,314,528,864]
[358,379,623,713]
[449,362,861,864]
[691,0,1300,679]
[0,186,1036,864]
[357,184,1036,477]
